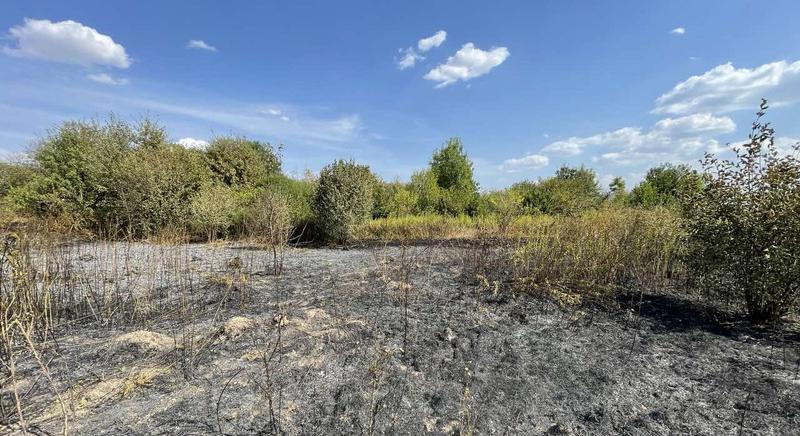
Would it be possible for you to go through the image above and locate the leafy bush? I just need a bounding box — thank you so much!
[629,163,703,208]
[205,136,281,188]
[313,160,374,243]
[513,165,602,215]
[190,184,240,240]
[480,190,523,235]
[14,117,139,229]
[113,145,212,238]
[685,101,800,322]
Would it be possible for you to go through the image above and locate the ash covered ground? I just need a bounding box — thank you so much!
[4,243,799,435]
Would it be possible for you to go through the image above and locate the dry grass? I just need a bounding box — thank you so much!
[463,207,685,304]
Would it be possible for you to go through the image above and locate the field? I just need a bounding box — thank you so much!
[2,241,797,435]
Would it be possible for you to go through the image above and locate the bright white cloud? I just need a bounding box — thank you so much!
[3,18,130,68]
[396,30,447,70]
[654,60,800,114]
[652,113,736,136]
[418,30,447,52]
[87,73,128,85]
[186,39,217,52]
[424,43,510,87]
[500,153,549,172]
[176,137,209,149]
[670,27,686,35]
[541,114,736,166]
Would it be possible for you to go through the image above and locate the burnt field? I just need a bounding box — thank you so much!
[2,242,799,435]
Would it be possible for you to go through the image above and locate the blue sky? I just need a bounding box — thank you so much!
[2,0,799,189]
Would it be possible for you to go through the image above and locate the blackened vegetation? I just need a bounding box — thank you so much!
[1,243,797,435]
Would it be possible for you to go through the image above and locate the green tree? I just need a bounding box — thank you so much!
[313,160,374,243]
[429,137,479,215]
[608,176,628,204]
[629,163,703,207]
[516,165,602,215]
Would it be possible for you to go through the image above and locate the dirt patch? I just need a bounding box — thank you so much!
[112,330,173,356]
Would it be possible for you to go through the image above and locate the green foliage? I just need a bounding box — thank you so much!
[0,162,36,198]
[513,165,602,215]
[429,138,479,215]
[205,136,281,188]
[262,173,316,226]
[190,184,240,240]
[18,117,139,227]
[608,176,628,204]
[313,160,374,243]
[629,163,703,208]
[113,145,212,237]
[684,101,800,322]
[409,169,442,214]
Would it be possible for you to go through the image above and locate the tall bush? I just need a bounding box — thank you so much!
[685,100,800,322]
[313,160,374,243]
[205,137,281,188]
[630,163,703,208]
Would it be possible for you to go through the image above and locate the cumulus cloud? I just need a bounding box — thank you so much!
[652,113,736,136]
[176,137,209,149]
[418,30,447,52]
[186,39,217,52]
[3,18,130,68]
[670,27,686,35]
[87,73,128,85]
[424,43,510,87]
[540,114,736,166]
[500,153,549,172]
[396,30,447,70]
[653,60,800,114]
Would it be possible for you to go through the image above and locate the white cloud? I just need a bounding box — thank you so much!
[186,39,217,52]
[418,30,447,52]
[500,153,549,172]
[87,73,128,85]
[653,60,800,114]
[3,18,130,68]
[670,27,686,35]
[397,48,423,70]
[176,137,209,149]
[424,43,510,87]
[396,30,447,70]
[541,115,736,166]
[652,113,736,136]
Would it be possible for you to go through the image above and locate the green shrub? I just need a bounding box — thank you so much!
[629,163,703,208]
[513,165,602,215]
[113,145,212,238]
[190,184,240,240]
[684,100,800,322]
[409,169,442,214]
[205,136,281,188]
[313,160,374,243]
[16,117,139,228]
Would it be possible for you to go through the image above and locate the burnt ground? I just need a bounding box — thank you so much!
[2,243,799,435]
